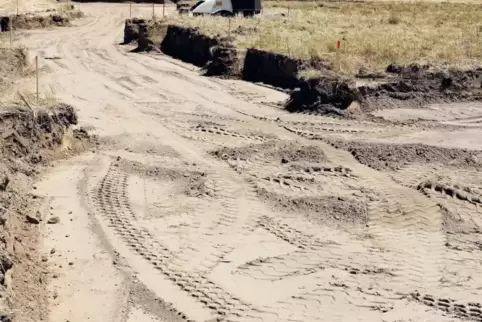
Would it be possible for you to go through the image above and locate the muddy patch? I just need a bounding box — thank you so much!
[327,139,481,171]
[212,140,327,163]
[257,187,368,225]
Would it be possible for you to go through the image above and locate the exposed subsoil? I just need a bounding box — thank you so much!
[257,187,368,226]
[327,139,482,171]
[160,25,219,67]
[0,104,89,322]
[359,64,482,111]
[0,10,83,31]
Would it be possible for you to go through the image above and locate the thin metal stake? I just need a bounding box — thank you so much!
[9,18,12,46]
[36,56,39,106]
[162,1,165,17]
[130,2,132,17]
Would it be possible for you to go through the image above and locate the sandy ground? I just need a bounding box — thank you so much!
[5,2,481,322]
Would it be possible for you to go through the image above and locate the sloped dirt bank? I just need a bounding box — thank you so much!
[242,49,330,89]
[0,10,83,32]
[160,25,220,67]
[123,18,147,44]
[0,104,90,321]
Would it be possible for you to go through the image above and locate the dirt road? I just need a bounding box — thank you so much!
[15,3,482,322]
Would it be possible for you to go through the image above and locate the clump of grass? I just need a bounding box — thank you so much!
[164,1,482,75]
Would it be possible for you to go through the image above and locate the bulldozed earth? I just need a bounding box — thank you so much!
[0,1,481,322]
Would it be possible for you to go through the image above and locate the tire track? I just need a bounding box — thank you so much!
[90,164,268,320]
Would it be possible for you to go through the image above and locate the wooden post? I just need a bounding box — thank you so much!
[129,2,132,18]
[162,1,165,17]
[35,56,39,106]
[336,40,341,71]
[152,2,155,20]
[16,0,19,15]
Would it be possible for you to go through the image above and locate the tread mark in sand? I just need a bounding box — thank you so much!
[91,166,268,320]
[412,292,482,321]
[289,164,355,178]
[234,249,392,282]
[258,216,325,250]
[192,125,269,142]
[418,180,482,205]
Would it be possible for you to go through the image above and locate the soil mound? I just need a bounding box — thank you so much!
[160,25,219,67]
[359,64,482,110]
[285,77,363,116]
[328,139,481,171]
[257,188,368,225]
[203,37,239,77]
[123,18,147,44]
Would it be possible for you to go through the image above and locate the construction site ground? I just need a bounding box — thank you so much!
[4,2,482,322]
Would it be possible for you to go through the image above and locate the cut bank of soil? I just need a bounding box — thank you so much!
[359,64,482,111]
[160,25,219,67]
[0,104,89,322]
[242,49,330,89]
[327,139,482,171]
[0,11,83,32]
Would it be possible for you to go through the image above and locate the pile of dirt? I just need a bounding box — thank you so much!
[203,37,240,77]
[257,188,368,225]
[285,77,363,116]
[160,25,219,67]
[242,49,331,89]
[123,18,147,44]
[359,64,482,110]
[0,104,87,322]
[0,11,83,31]
[212,141,327,163]
[327,139,482,171]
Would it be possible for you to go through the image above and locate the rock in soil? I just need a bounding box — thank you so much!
[25,215,40,224]
[47,216,60,224]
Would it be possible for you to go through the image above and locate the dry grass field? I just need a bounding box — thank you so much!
[163,1,482,75]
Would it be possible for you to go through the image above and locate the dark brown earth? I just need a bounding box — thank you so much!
[257,187,368,225]
[326,139,481,171]
[212,141,327,163]
[0,104,88,322]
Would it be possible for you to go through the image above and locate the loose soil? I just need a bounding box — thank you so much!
[0,104,88,322]
[257,187,368,226]
[7,3,482,322]
[212,140,327,163]
[327,139,482,171]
